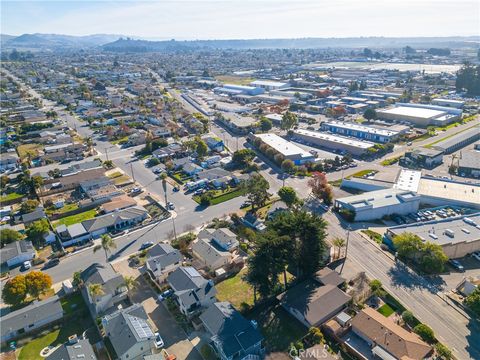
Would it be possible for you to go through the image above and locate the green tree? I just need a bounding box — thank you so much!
[0,175,9,189]
[308,172,333,205]
[26,219,50,246]
[280,111,298,131]
[241,174,270,211]
[2,275,27,306]
[123,276,137,293]
[401,310,418,327]
[0,229,23,247]
[20,199,39,214]
[25,271,52,299]
[88,283,104,300]
[72,271,83,288]
[259,117,273,132]
[196,138,208,158]
[93,234,117,260]
[332,238,346,260]
[455,62,480,96]
[278,186,298,207]
[413,323,436,343]
[268,210,327,277]
[369,279,386,298]
[465,288,480,316]
[232,149,256,168]
[435,343,453,359]
[363,108,377,121]
[281,159,296,173]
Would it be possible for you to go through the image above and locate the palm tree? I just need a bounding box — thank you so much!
[123,276,137,300]
[72,271,83,288]
[93,234,117,260]
[88,283,104,300]
[84,137,94,154]
[332,238,346,260]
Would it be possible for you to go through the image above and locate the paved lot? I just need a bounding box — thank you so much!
[130,277,203,360]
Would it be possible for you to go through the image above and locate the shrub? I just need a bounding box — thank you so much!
[401,310,418,327]
[435,343,452,359]
[413,323,436,343]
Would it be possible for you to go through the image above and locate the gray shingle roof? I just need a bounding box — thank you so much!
[46,338,97,360]
[167,267,216,301]
[82,206,147,232]
[0,240,34,262]
[0,296,63,338]
[80,263,125,295]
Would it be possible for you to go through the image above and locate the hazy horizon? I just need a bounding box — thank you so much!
[2,0,479,40]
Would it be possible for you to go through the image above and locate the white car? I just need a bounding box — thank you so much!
[23,260,32,270]
[471,252,480,262]
[154,332,164,349]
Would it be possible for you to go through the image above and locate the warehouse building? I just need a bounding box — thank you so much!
[432,126,480,154]
[334,189,421,222]
[400,147,444,169]
[320,121,400,143]
[417,176,480,209]
[385,213,480,259]
[252,133,316,165]
[293,129,375,156]
[431,98,465,108]
[213,84,264,96]
[250,80,289,91]
[377,106,459,127]
[458,151,480,178]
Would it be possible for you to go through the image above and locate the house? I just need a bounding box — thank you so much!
[167,267,217,317]
[42,143,86,164]
[0,239,35,268]
[85,184,123,201]
[0,153,19,171]
[266,201,288,220]
[200,302,264,360]
[43,168,106,193]
[100,195,137,214]
[182,163,203,176]
[278,268,351,328]
[46,335,97,360]
[456,276,480,297]
[22,208,46,226]
[197,228,239,251]
[204,136,224,152]
[152,143,186,160]
[0,295,64,343]
[191,237,234,271]
[348,307,432,360]
[145,243,182,283]
[81,206,148,238]
[102,303,155,360]
[56,223,91,247]
[127,129,148,146]
[79,176,112,193]
[242,212,266,231]
[80,263,128,317]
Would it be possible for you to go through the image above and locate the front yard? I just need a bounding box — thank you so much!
[52,208,97,227]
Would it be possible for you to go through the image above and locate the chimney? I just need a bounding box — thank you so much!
[68,334,78,344]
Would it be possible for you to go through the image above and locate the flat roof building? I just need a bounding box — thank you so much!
[385,212,480,258]
[432,126,480,154]
[321,120,400,143]
[400,147,444,169]
[334,188,421,222]
[293,129,375,156]
[250,80,289,91]
[377,106,459,127]
[253,133,316,165]
[432,98,465,108]
[458,151,480,178]
[416,177,480,209]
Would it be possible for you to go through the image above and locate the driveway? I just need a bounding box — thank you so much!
[130,276,203,360]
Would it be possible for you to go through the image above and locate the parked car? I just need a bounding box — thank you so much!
[139,242,154,251]
[154,332,164,349]
[172,186,180,192]
[167,202,175,210]
[471,252,480,262]
[448,259,465,272]
[129,187,143,196]
[43,258,60,269]
[240,202,250,209]
[157,289,174,301]
[193,188,206,196]
[23,260,32,270]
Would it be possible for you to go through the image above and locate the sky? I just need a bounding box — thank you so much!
[2,0,479,40]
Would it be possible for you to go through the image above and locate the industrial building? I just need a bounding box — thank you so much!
[320,121,400,143]
[334,189,421,222]
[385,213,480,259]
[432,126,480,154]
[458,151,480,178]
[249,80,289,91]
[417,177,480,209]
[293,129,375,156]
[431,98,465,108]
[216,113,258,135]
[252,133,316,165]
[377,106,460,127]
[400,147,444,169]
[213,84,264,96]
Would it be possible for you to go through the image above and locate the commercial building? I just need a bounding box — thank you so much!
[377,105,460,127]
[253,133,316,165]
[458,151,480,178]
[214,84,264,96]
[216,113,258,135]
[416,177,480,209]
[385,212,480,259]
[432,98,465,108]
[249,79,289,91]
[293,129,375,156]
[432,126,480,154]
[320,121,400,143]
[400,147,444,169]
[334,188,421,222]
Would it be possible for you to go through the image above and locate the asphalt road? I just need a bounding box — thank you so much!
[7,70,480,359]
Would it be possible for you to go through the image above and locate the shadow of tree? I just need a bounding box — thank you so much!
[387,261,446,294]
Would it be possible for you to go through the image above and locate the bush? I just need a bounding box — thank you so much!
[413,323,436,343]
[435,343,452,359]
[401,310,419,327]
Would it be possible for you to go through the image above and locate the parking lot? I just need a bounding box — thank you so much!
[391,205,475,226]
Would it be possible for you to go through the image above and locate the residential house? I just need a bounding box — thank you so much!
[102,304,155,360]
[182,163,203,177]
[266,201,288,220]
[278,268,351,328]
[79,176,113,193]
[167,267,217,317]
[0,295,64,343]
[197,228,239,251]
[56,223,90,247]
[145,124,171,138]
[43,168,106,193]
[85,184,123,202]
[46,335,97,360]
[0,153,19,171]
[200,302,264,360]
[145,243,183,283]
[100,195,137,214]
[152,143,186,160]
[348,307,432,360]
[42,143,86,164]
[127,129,148,146]
[0,239,35,268]
[81,206,148,238]
[21,208,46,226]
[204,136,224,152]
[80,263,128,317]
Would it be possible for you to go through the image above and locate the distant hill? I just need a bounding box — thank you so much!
[1,33,124,50]
[102,36,480,52]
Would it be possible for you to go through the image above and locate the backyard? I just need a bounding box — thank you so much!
[17,143,43,160]
[0,191,24,203]
[216,269,255,311]
[52,208,97,227]
[45,203,79,216]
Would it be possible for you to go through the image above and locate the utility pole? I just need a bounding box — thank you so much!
[340,226,351,274]
[130,163,136,182]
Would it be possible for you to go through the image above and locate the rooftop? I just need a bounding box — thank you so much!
[432,126,480,151]
[379,106,446,119]
[255,133,314,158]
[417,177,480,205]
[294,129,375,149]
[323,120,399,137]
[336,188,420,210]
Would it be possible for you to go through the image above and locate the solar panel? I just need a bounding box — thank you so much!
[129,316,154,338]
[184,267,200,277]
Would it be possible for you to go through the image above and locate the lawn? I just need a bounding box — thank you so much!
[113,175,132,185]
[380,156,401,166]
[18,317,94,360]
[60,292,86,315]
[193,188,244,206]
[46,203,79,216]
[361,229,383,244]
[52,209,97,227]
[215,75,256,85]
[17,144,43,160]
[216,269,255,311]
[0,191,24,202]
[377,303,395,317]
[247,304,307,352]
[351,169,377,178]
